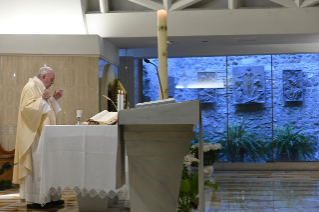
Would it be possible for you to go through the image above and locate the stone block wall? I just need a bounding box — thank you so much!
[143,54,319,161]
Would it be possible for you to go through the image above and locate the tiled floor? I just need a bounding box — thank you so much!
[0,190,129,212]
[205,171,319,211]
[2,171,319,211]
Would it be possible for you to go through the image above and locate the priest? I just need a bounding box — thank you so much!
[13,65,64,209]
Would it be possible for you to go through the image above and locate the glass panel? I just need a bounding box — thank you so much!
[143,57,225,211]
[143,57,227,161]
[226,55,272,162]
[272,54,319,161]
[142,54,319,163]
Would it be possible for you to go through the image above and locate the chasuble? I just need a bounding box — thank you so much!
[13,77,57,184]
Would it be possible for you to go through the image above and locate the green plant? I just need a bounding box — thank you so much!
[0,162,17,191]
[191,143,222,166]
[178,164,218,212]
[191,131,213,145]
[217,120,266,162]
[273,123,317,161]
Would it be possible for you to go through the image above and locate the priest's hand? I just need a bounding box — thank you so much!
[42,90,51,102]
[53,89,63,101]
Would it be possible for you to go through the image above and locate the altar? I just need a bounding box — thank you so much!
[36,99,201,212]
[36,125,126,211]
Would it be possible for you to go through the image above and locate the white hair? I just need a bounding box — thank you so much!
[37,65,54,78]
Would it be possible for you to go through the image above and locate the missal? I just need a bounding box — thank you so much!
[87,110,118,125]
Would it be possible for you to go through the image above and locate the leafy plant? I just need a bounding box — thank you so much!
[217,120,266,162]
[0,162,17,191]
[178,164,218,212]
[273,123,317,161]
[191,143,222,166]
[191,131,213,145]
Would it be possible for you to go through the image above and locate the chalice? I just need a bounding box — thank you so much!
[76,110,83,125]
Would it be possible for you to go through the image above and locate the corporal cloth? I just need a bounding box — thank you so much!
[36,125,125,204]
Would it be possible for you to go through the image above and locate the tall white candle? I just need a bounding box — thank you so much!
[121,91,124,110]
[117,90,121,111]
[157,9,168,99]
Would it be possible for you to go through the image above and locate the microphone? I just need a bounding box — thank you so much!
[143,59,164,99]
[102,95,118,112]
[144,59,151,63]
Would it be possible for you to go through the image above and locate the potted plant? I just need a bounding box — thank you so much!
[178,155,218,212]
[217,120,266,162]
[191,143,222,177]
[273,123,317,161]
[0,162,17,191]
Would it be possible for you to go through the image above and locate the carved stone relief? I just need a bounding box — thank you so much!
[198,88,216,103]
[232,66,265,104]
[197,72,224,89]
[283,70,303,101]
[196,72,222,103]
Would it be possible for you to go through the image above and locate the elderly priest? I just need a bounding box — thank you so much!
[13,65,64,209]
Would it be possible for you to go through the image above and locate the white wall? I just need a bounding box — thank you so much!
[86,7,319,37]
[109,0,151,11]
[0,0,86,34]
[0,35,119,66]
[99,37,120,66]
[168,7,319,36]
[86,12,157,37]
[0,35,99,55]
[120,42,319,58]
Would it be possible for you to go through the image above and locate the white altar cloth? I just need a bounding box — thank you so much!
[36,125,125,205]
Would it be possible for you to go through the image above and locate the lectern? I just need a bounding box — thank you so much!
[119,99,201,212]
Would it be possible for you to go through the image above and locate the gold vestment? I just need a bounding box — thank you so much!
[13,77,56,184]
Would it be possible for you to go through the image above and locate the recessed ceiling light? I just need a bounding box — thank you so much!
[167,40,182,44]
[234,37,257,42]
[201,41,208,42]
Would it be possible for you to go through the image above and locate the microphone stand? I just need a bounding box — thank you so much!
[144,59,164,99]
[102,95,119,112]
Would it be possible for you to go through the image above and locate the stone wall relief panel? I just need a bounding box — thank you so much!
[196,72,223,103]
[232,66,265,104]
[282,70,303,101]
[198,88,216,103]
[196,72,224,89]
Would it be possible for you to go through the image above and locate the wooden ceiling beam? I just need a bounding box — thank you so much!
[170,0,201,11]
[128,0,164,10]
[164,0,172,11]
[301,0,319,7]
[229,0,238,9]
[270,0,298,7]
[99,0,109,13]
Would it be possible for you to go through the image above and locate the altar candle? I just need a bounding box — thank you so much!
[157,9,168,99]
[121,91,124,110]
[117,90,121,111]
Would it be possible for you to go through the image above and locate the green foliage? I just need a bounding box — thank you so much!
[192,145,221,166]
[217,120,266,162]
[0,162,15,175]
[273,123,317,161]
[0,162,17,191]
[178,165,218,212]
[191,131,213,145]
[190,130,222,165]
[0,180,13,191]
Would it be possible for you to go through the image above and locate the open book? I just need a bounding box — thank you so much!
[89,110,118,125]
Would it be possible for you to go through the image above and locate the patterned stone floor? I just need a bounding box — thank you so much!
[0,190,129,212]
[205,171,319,211]
[1,171,319,211]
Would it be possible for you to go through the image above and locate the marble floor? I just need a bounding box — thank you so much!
[0,190,130,212]
[205,171,319,212]
[1,171,319,211]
